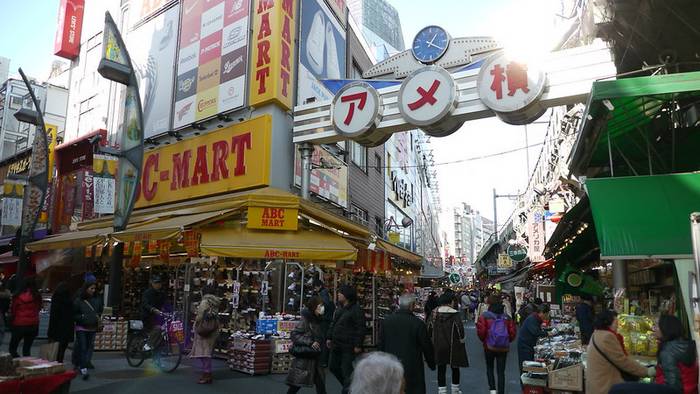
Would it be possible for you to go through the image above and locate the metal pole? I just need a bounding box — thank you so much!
[299,143,314,199]
[607,128,615,177]
[107,243,124,307]
[492,188,498,237]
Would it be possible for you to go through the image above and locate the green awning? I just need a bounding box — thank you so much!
[571,71,700,176]
[586,173,700,259]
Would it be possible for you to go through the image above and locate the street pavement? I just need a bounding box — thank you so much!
[15,322,521,393]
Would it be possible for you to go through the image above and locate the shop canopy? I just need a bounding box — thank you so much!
[570,70,700,177]
[111,209,235,243]
[200,224,357,261]
[586,172,700,259]
[26,226,111,251]
[376,239,423,265]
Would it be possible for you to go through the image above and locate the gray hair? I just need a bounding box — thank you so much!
[349,352,404,394]
[398,294,416,310]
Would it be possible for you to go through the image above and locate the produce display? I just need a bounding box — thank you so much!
[617,314,658,356]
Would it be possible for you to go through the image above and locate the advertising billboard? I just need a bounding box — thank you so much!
[132,0,175,24]
[127,4,179,138]
[54,0,85,60]
[135,115,271,208]
[294,146,348,208]
[249,0,296,110]
[297,0,346,104]
[173,0,250,129]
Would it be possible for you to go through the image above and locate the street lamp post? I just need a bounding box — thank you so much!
[97,12,144,308]
[12,68,49,281]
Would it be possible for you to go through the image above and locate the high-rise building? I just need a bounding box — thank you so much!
[0,57,9,84]
[348,0,405,61]
[453,203,493,267]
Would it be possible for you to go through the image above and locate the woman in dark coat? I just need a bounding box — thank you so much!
[429,293,469,394]
[47,282,74,363]
[286,296,326,394]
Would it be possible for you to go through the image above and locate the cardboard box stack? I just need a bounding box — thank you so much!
[94,317,128,351]
[228,335,271,375]
[271,338,293,374]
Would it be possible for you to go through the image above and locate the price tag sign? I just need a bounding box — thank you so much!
[233,280,241,295]
[261,280,269,296]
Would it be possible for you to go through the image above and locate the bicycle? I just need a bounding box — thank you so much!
[125,312,184,373]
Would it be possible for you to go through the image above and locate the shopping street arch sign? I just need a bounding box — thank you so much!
[293,31,615,146]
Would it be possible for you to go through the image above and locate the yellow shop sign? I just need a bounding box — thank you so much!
[249,0,296,110]
[247,206,298,231]
[135,115,272,208]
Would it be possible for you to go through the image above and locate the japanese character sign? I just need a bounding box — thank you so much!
[398,66,458,128]
[331,82,381,138]
[528,209,546,263]
[477,52,547,124]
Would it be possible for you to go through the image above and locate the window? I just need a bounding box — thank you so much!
[375,216,384,237]
[9,96,22,110]
[386,152,391,177]
[374,153,381,173]
[350,204,369,227]
[352,62,362,79]
[350,141,367,171]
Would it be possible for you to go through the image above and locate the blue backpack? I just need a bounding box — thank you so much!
[486,312,510,351]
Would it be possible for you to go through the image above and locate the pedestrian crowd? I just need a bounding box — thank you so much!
[284,283,698,394]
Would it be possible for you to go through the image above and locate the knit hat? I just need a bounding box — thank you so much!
[84,272,97,284]
[338,284,357,303]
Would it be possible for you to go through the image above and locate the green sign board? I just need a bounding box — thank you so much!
[449,273,461,284]
[507,243,528,262]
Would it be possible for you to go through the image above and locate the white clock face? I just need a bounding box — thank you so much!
[412,26,450,64]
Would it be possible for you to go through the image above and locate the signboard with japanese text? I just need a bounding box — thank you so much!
[249,0,296,110]
[135,115,271,208]
[507,243,528,262]
[293,145,348,208]
[1,181,24,227]
[54,0,85,60]
[397,66,461,136]
[331,82,382,141]
[477,52,547,125]
[93,154,118,214]
[174,0,250,129]
[127,4,179,138]
[497,253,513,271]
[528,209,546,262]
[247,207,299,231]
[297,0,345,105]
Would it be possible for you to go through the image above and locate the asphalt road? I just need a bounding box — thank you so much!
[13,322,522,393]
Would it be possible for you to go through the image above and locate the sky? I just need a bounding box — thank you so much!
[0,1,63,80]
[387,0,562,249]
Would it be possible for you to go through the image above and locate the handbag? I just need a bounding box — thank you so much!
[289,342,321,359]
[83,300,103,332]
[591,336,640,382]
[196,311,219,337]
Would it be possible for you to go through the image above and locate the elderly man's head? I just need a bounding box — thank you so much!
[350,352,404,394]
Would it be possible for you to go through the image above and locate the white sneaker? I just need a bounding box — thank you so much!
[489,391,497,394]
[451,384,462,394]
[438,387,448,394]
[143,344,152,351]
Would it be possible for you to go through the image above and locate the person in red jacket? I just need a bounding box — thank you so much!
[477,297,517,394]
[9,277,41,357]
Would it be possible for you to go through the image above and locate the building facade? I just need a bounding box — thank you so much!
[453,203,493,267]
[348,0,404,61]
[0,56,9,86]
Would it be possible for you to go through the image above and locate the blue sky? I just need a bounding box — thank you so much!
[0,1,61,79]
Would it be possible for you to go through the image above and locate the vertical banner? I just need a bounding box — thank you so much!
[128,5,180,138]
[297,0,346,104]
[158,240,171,263]
[1,181,24,227]
[249,0,296,110]
[130,241,142,267]
[528,209,546,263]
[82,170,95,220]
[54,0,85,60]
[93,154,117,214]
[183,230,200,257]
[173,0,250,128]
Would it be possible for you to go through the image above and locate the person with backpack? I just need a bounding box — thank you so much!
[189,287,220,384]
[477,297,517,394]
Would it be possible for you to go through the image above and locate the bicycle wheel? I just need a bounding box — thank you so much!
[125,332,147,367]
[153,338,182,373]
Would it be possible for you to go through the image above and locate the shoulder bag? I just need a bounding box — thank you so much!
[591,336,639,382]
[196,310,220,338]
[84,300,104,332]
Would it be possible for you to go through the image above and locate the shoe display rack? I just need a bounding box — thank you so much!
[94,317,128,351]
[228,335,272,375]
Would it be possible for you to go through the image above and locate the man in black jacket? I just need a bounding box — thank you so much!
[313,278,334,367]
[327,284,364,394]
[141,275,167,350]
[379,294,435,394]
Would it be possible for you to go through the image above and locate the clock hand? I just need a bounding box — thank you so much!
[428,34,437,47]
